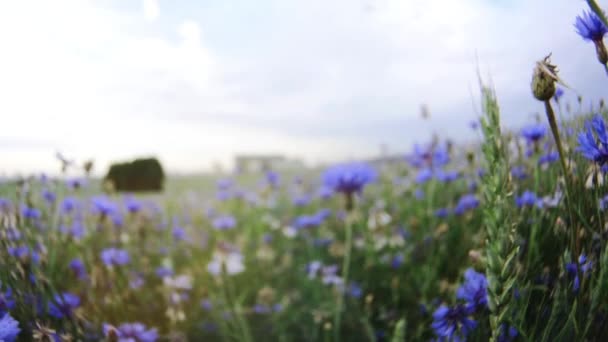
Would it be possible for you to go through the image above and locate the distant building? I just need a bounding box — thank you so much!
[234,155,304,173]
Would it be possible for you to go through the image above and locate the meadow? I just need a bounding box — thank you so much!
[2,2,608,342]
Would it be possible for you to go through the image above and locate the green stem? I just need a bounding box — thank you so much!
[333,214,353,342]
[544,100,578,255]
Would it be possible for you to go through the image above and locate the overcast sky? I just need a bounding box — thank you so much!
[0,0,606,175]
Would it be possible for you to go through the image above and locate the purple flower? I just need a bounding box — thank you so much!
[155,266,174,278]
[212,215,237,230]
[577,115,608,166]
[0,313,20,342]
[322,162,377,195]
[521,124,546,143]
[21,205,41,220]
[415,168,433,184]
[566,254,593,293]
[0,289,15,315]
[553,87,564,103]
[265,171,280,188]
[42,189,56,204]
[454,194,479,215]
[48,292,80,319]
[124,196,142,213]
[61,197,78,214]
[538,151,559,166]
[431,305,477,341]
[92,196,118,216]
[407,143,450,169]
[69,258,87,280]
[103,322,158,342]
[515,191,543,208]
[321,265,343,285]
[435,169,460,183]
[575,10,607,42]
[172,226,186,241]
[456,268,488,312]
[100,248,130,267]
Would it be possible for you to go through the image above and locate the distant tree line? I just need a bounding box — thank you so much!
[104,157,164,192]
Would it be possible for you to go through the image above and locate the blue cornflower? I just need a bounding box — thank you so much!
[566,254,593,293]
[100,248,130,267]
[435,169,460,183]
[124,196,142,213]
[510,166,527,180]
[0,313,20,342]
[553,87,564,103]
[538,151,559,166]
[217,178,233,190]
[61,197,78,214]
[42,189,56,204]
[212,215,237,230]
[292,194,311,207]
[316,186,334,200]
[21,205,41,220]
[293,214,323,229]
[575,10,607,42]
[0,289,15,315]
[515,191,543,208]
[498,324,518,342]
[92,196,118,216]
[48,292,80,319]
[431,304,477,341]
[456,268,488,312]
[348,282,363,299]
[391,254,404,269]
[8,246,40,264]
[416,168,434,184]
[408,143,450,168]
[322,162,377,196]
[435,208,449,218]
[155,266,173,278]
[103,323,158,342]
[265,171,280,188]
[454,194,480,215]
[521,124,547,143]
[69,258,87,280]
[172,226,186,241]
[578,115,608,166]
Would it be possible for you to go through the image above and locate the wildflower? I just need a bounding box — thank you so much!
[103,323,158,342]
[100,248,130,267]
[498,324,518,342]
[21,205,41,220]
[0,289,15,315]
[48,292,80,319]
[8,246,40,264]
[0,313,20,342]
[431,305,477,341]
[61,197,78,214]
[207,245,245,276]
[575,10,608,64]
[454,194,479,215]
[577,115,608,166]
[322,162,376,195]
[538,151,559,166]
[320,265,343,285]
[566,254,593,293]
[124,196,142,213]
[317,186,334,199]
[69,258,87,280]
[42,189,56,204]
[265,171,280,188]
[515,191,543,208]
[92,196,117,216]
[435,169,460,183]
[306,261,323,279]
[521,124,546,143]
[415,168,433,184]
[323,162,376,210]
[456,268,488,312]
[435,208,449,218]
[172,226,186,241]
[212,215,236,230]
[407,143,450,169]
[348,282,363,299]
[553,87,564,103]
[155,266,174,278]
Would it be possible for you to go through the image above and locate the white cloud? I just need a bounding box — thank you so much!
[0,0,603,176]
[143,0,160,22]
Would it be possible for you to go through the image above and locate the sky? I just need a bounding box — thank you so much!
[0,0,606,176]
